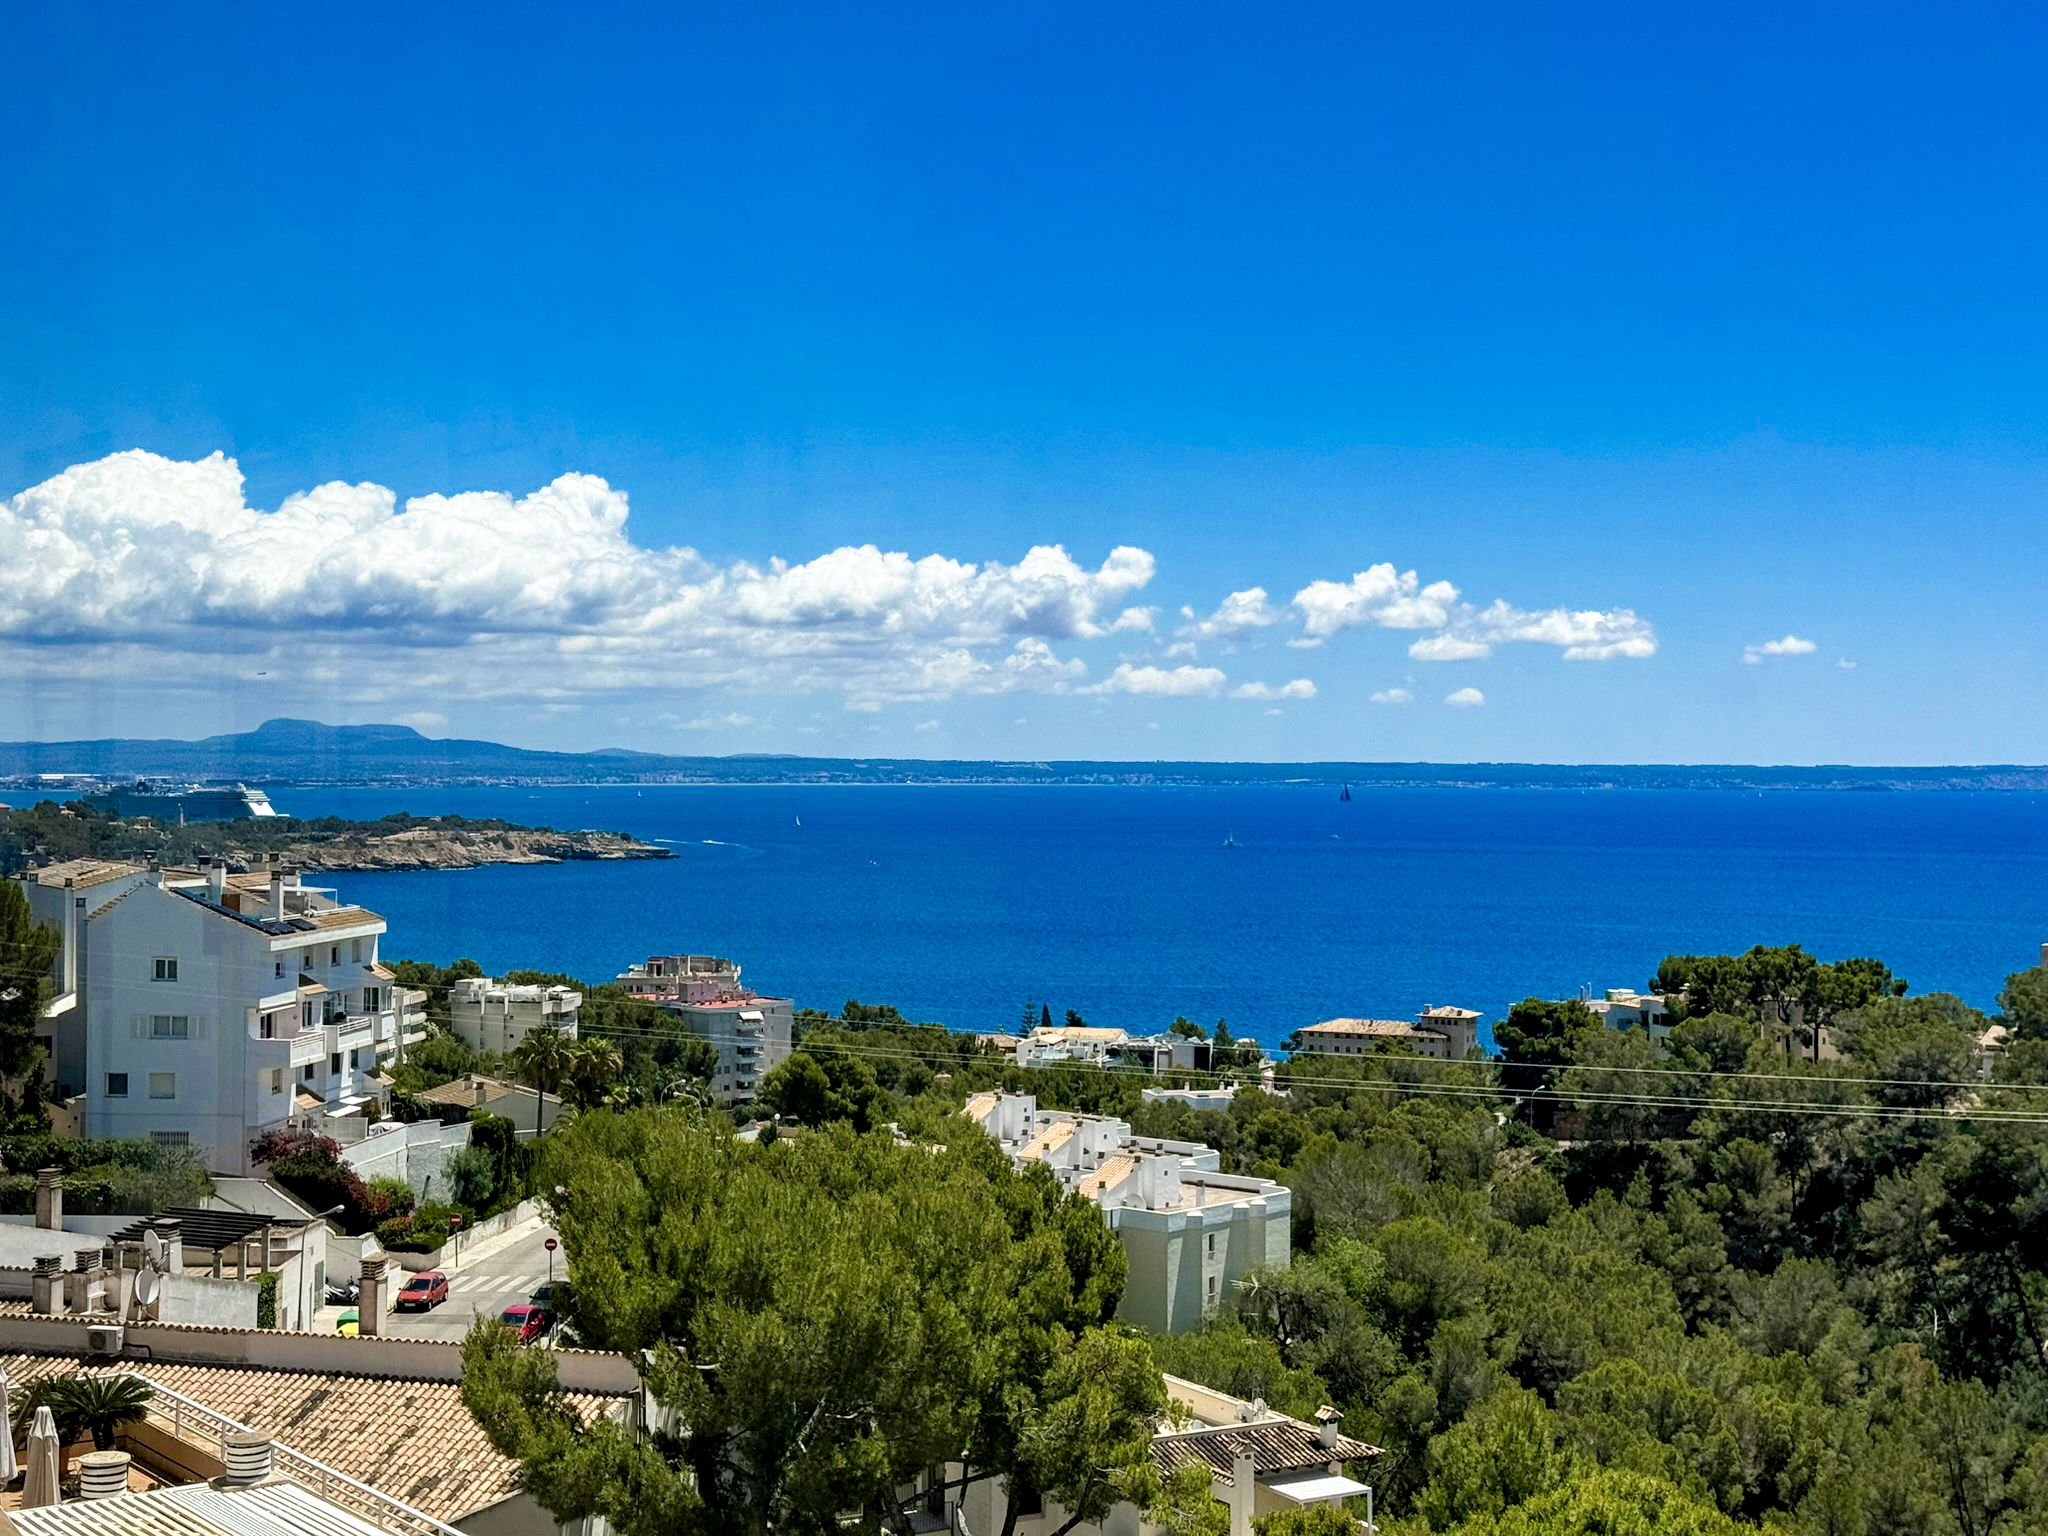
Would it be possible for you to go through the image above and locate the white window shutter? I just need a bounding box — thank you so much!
[131,1015,145,1040]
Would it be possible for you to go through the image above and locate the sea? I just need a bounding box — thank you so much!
[19,782,2036,1051]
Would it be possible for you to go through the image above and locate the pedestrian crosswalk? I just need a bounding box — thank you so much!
[445,1272,551,1298]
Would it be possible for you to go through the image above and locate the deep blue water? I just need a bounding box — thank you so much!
[21,783,2037,1049]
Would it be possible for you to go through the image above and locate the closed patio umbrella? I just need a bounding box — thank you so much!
[0,1368,15,1485]
[19,1406,58,1508]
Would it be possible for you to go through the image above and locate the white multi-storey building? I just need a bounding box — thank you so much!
[20,858,403,1172]
[963,1092,1291,1334]
[447,976,581,1056]
[616,954,791,1105]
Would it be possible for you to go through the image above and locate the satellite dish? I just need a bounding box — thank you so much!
[133,1267,161,1307]
[143,1230,166,1266]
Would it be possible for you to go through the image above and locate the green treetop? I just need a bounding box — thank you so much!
[461,1109,1161,1536]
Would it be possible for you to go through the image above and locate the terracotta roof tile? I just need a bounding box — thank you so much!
[28,859,145,890]
[0,1352,619,1523]
[1150,1421,1381,1485]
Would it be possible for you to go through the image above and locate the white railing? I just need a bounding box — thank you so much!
[115,1373,467,1536]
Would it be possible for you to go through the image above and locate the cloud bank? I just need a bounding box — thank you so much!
[2,451,1160,710]
[1185,562,1655,663]
[2,451,1661,724]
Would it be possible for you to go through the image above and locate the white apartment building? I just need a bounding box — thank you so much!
[447,976,582,1056]
[1293,1002,1481,1061]
[1580,987,1671,1043]
[964,1092,1291,1334]
[616,954,791,1104]
[20,858,405,1172]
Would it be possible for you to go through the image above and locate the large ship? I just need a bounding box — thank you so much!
[78,781,283,822]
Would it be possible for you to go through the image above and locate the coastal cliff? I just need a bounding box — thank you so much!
[0,801,671,876]
[221,823,671,871]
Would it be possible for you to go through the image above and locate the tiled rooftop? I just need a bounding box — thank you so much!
[1017,1120,1077,1160]
[26,859,144,889]
[0,1354,620,1523]
[1150,1419,1381,1485]
[1076,1153,1136,1198]
[1299,1018,1442,1038]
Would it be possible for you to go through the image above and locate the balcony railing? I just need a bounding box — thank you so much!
[110,1372,465,1536]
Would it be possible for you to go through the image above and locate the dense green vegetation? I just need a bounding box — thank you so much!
[0,797,613,875]
[383,959,718,1107]
[462,1110,1175,1536]
[726,948,2048,1536]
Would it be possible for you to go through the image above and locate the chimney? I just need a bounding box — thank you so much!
[68,1248,100,1314]
[35,1167,63,1230]
[358,1256,387,1336]
[221,1432,276,1485]
[30,1254,62,1314]
[1226,1449,1256,1536]
[207,859,227,900]
[270,865,286,921]
[1314,1404,1343,1450]
[473,1076,488,1107]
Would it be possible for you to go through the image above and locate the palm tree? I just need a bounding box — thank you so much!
[510,1022,578,1139]
[35,1373,154,1451]
[565,1038,625,1111]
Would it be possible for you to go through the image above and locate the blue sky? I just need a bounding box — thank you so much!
[4,2,2045,763]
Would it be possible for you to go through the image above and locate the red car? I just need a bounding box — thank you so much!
[395,1271,448,1311]
[499,1303,552,1343]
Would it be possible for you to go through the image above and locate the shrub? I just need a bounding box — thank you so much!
[255,1271,279,1329]
[365,1176,416,1218]
[249,1129,393,1234]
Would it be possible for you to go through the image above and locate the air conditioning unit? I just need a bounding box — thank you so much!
[86,1325,123,1355]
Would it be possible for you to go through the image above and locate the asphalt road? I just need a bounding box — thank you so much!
[378,1217,566,1343]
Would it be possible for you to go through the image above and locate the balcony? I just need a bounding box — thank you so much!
[324,1015,375,1053]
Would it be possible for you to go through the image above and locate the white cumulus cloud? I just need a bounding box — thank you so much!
[1228,679,1316,701]
[0,450,1161,711]
[1369,688,1413,705]
[1743,635,1818,664]
[677,712,755,732]
[1079,663,1228,697]
[1293,565,1461,643]
[1265,561,1653,663]
[1445,687,1486,708]
[1178,587,1284,642]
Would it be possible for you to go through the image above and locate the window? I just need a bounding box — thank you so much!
[150,1015,190,1039]
[270,1069,283,1095]
[362,986,382,1013]
[1207,1274,1218,1302]
[150,1131,190,1149]
[330,1053,341,1074]
[302,1064,315,1081]
[105,1073,129,1098]
[330,946,340,965]
[1205,1232,1216,1257]
[275,961,284,979]
[152,956,177,981]
[349,1048,362,1068]
[148,1072,176,1099]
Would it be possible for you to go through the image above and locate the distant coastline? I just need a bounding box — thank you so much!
[2,717,2046,792]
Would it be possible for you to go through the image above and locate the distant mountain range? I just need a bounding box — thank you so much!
[0,718,2044,791]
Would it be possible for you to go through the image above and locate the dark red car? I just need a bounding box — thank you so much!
[395,1271,448,1310]
[499,1302,551,1343]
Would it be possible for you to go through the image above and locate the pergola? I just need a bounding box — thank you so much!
[108,1207,313,1280]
